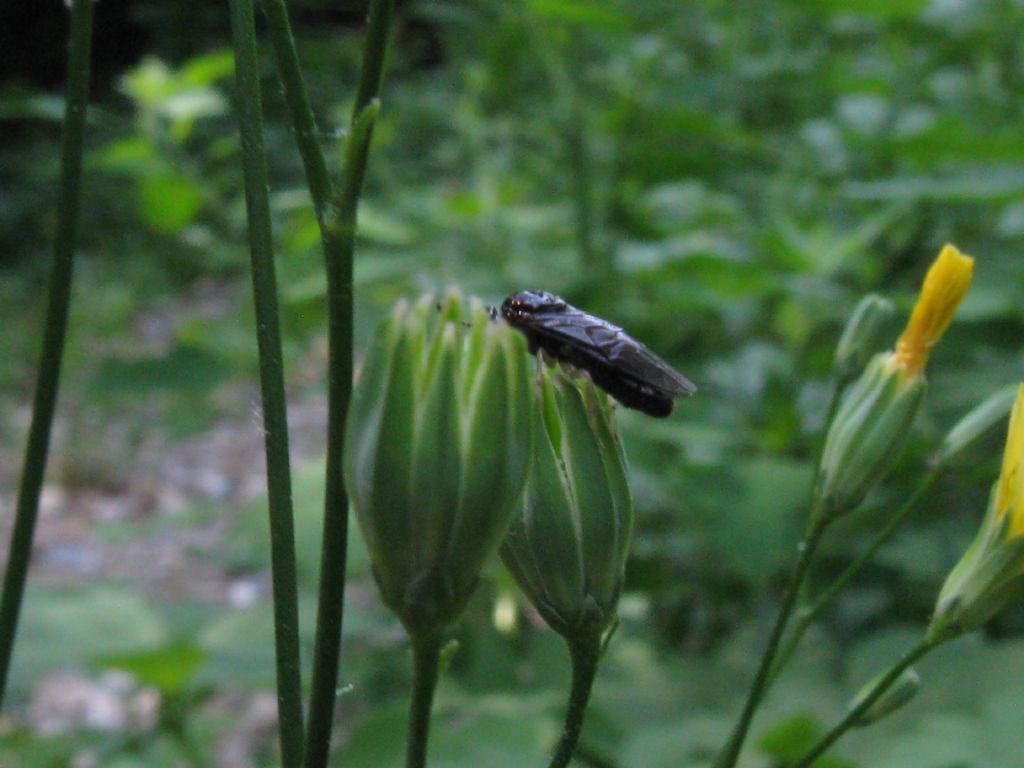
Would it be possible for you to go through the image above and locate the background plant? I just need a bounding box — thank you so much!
[2,0,1024,766]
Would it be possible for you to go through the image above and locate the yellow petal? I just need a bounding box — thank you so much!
[996,384,1024,538]
[890,244,974,377]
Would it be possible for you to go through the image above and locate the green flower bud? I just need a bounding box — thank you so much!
[345,290,532,636]
[927,385,1024,642]
[815,353,926,519]
[500,365,633,643]
[850,667,920,726]
[833,294,895,382]
[934,385,1016,467]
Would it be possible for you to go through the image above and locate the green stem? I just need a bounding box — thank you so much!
[405,632,443,768]
[527,11,604,273]
[0,0,94,710]
[302,2,395,766]
[759,375,848,691]
[769,466,942,685]
[565,108,598,271]
[227,1,305,765]
[714,515,830,768]
[790,638,939,768]
[260,0,334,220]
[547,635,602,768]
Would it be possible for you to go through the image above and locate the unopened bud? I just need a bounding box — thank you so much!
[500,365,632,644]
[345,290,532,636]
[833,294,894,382]
[850,667,920,726]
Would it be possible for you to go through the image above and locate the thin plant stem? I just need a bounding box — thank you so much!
[712,374,846,748]
[405,632,443,768]
[565,108,598,271]
[714,515,830,768]
[0,0,94,710]
[790,638,939,768]
[525,7,603,273]
[227,0,305,764]
[302,2,395,766]
[758,375,848,690]
[769,466,943,685]
[350,0,395,121]
[261,0,334,220]
[547,635,603,768]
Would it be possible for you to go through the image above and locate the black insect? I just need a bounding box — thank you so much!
[500,290,696,417]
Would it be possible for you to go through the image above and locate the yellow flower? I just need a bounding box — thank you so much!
[888,244,974,379]
[995,384,1024,538]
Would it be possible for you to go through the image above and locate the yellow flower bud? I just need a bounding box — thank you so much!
[928,385,1024,642]
[816,245,974,519]
[888,244,974,380]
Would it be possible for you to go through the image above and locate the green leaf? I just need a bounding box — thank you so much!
[758,714,832,763]
[11,587,167,694]
[180,49,235,87]
[841,166,1024,202]
[89,344,230,397]
[705,457,813,581]
[526,0,630,29]
[620,715,732,768]
[798,0,928,19]
[197,603,278,689]
[138,172,204,232]
[0,91,66,121]
[338,695,549,768]
[93,642,206,693]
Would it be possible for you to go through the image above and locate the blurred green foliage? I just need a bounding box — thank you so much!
[3,0,1024,765]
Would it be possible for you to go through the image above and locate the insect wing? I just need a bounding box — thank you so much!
[526,308,695,397]
[522,305,608,349]
[603,333,697,396]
